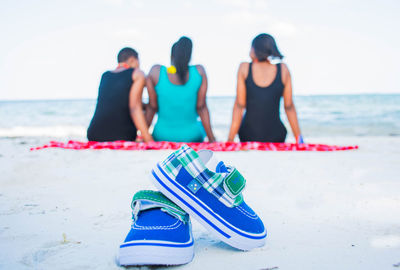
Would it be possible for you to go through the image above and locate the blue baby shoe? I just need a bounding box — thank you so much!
[151,145,266,250]
[119,190,194,266]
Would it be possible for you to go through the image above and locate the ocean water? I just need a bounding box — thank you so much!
[0,94,399,141]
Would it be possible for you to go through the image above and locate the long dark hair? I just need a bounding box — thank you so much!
[171,36,192,83]
[252,33,283,61]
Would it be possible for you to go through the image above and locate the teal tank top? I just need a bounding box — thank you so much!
[153,66,206,142]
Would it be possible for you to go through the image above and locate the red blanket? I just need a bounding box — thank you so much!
[30,141,358,151]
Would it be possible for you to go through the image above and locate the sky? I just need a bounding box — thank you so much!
[0,0,399,100]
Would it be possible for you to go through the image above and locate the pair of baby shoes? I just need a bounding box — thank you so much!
[119,145,266,266]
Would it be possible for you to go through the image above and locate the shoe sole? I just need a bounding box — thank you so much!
[119,239,194,266]
[151,163,266,251]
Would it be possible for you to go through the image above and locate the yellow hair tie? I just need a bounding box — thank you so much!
[167,65,177,74]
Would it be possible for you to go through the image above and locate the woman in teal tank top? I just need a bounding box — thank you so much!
[146,37,216,142]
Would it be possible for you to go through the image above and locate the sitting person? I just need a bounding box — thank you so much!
[145,37,216,142]
[228,34,303,143]
[87,47,153,142]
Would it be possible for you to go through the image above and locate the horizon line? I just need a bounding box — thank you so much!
[0,92,399,102]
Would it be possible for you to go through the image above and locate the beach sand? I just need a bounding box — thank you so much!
[0,137,399,270]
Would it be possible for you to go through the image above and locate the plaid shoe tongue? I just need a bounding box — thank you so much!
[195,149,245,207]
[168,145,245,207]
[198,150,228,173]
[160,144,246,207]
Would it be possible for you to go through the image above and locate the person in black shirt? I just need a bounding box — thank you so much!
[228,34,303,143]
[87,47,153,142]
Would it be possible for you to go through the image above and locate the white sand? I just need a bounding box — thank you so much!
[0,137,399,270]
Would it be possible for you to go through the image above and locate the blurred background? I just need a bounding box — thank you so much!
[0,0,399,140]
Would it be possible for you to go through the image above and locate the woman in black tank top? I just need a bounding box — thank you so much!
[87,69,137,141]
[87,47,153,142]
[228,34,303,143]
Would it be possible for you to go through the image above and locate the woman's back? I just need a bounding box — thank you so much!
[239,62,287,142]
[153,65,205,142]
[228,33,302,143]
[87,69,137,141]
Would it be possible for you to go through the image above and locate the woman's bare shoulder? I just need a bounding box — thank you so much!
[195,64,206,75]
[239,62,250,69]
[149,64,161,74]
[133,68,145,80]
[280,62,291,83]
[280,62,289,72]
[148,65,162,79]
[238,62,250,78]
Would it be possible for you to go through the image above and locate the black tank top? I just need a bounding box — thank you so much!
[87,68,137,141]
[238,63,287,142]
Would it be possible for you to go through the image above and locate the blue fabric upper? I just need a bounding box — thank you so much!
[123,208,191,244]
[174,164,265,235]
